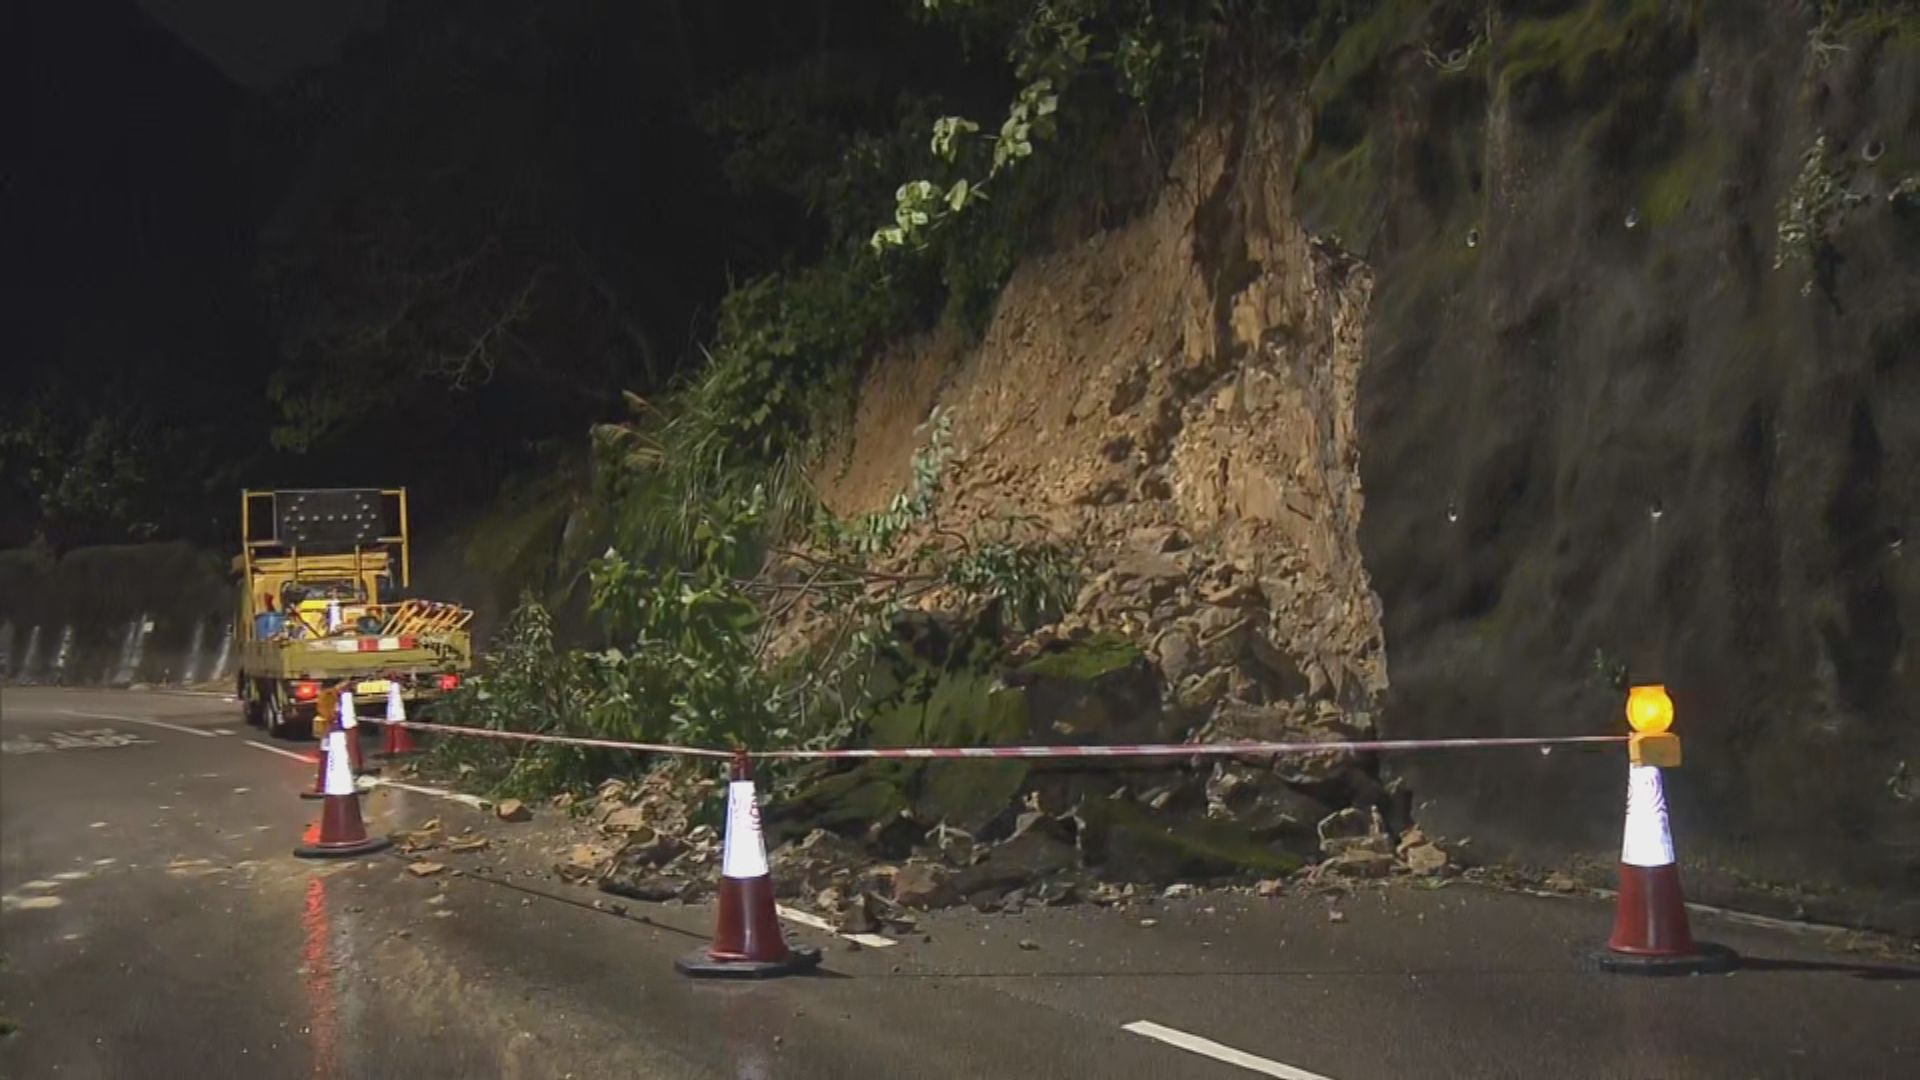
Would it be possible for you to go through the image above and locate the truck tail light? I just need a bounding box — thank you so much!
[293,680,320,701]
[437,673,461,691]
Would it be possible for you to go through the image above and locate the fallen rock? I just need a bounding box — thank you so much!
[1031,879,1080,906]
[954,830,1078,895]
[448,836,490,854]
[601,807,653,834]
[1317,808,1388,856]
[1017,938,1039,951]
[968,888,1009,913]
[1255,878,1285,898]
[406,861,448,878]
[1083,798,1303,881]
[1109,551,1186,587]
[395,831,442,854]
[615,830,685,869]
[600,874,681,903]
[1403,843,1450,877]
[1323,849,1395,879]
[1129,525,1189,554]
[893,863,956,909]
[837,894,882,935]
[555,843,613,884]
[495,799,532,823]
[1153,630,1200,684]
[1544,871,1579,894]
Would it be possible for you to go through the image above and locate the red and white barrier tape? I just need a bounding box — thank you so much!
[360,716,1627,762]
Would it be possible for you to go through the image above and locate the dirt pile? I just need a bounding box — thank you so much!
[779,95,1395,886]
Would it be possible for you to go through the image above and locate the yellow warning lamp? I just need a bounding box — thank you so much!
[1626,684,1681,767]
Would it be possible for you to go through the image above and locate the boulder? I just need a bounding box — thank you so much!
[893,863,956,909]
[600,873,682,903]
[1082,798,1304,882]
[1403,843,1451,877]
[1323,848,1395,879]
[954,829,1079,895]
[1154,629,1201,684]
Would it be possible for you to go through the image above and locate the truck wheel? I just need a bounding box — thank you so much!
[263,682,298,740]
[241,676,265,727]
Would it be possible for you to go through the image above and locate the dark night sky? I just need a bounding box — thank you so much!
[5,0,978,551]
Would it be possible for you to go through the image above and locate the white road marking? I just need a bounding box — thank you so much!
[62,710,215,738]
[1123,1021,1336,1080]
[212,729,238,736]
[773,904,896,949]
[362,777,489,811]
[243,740,311,763]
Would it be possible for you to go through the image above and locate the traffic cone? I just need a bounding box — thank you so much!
[1595,762,1735,974]
[340,690,378,776]
[294,729,391,859]
[300,737,327,800]
[379,682,418,758]
[676,752,821,979]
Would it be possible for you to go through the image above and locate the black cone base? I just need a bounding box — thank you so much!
[675,944,822,980]
[294,834,391,860]
[1591,941,1738,976]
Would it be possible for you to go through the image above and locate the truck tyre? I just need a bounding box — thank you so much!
[241,676,265,727]
[263,681,298,740]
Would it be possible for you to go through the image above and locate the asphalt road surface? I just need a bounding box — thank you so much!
[3,687,1915,1079]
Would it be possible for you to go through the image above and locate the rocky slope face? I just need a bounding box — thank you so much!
[811,2,1918,930]
[819,96,1387,772]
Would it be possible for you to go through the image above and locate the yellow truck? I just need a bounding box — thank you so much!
[232,488,473,738]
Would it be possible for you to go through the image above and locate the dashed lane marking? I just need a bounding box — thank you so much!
[1123,1021,1337,1080]
[774,904,896,949]
[61,710,216,739]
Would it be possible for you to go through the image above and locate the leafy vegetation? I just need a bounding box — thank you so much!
[1775,133,1868,295]
[439,405,1079,798]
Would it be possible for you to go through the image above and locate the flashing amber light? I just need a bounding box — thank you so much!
[293,680,321,702]
[1626,684,1674,734]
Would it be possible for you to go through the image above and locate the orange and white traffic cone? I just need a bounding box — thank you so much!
[300,686,337,800]
[294,727,391,859]
[379,682,418,759]
[300,738,327,801]
[1595,686,1734,975]
[676,752,821,979]
[340,689,378,776]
